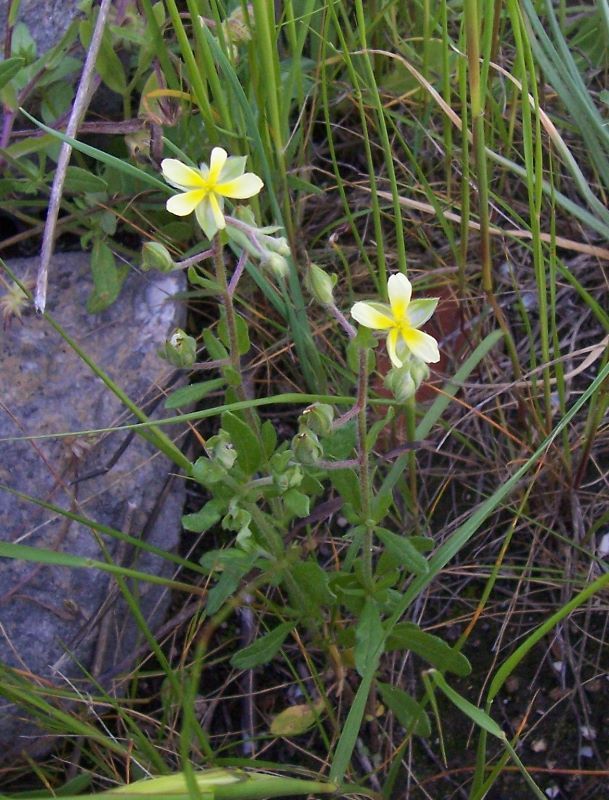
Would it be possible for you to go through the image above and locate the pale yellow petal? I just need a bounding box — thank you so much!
[386,328,402,368]
[388,273,412,320]
[195,197,218,240]
[216,172,264,199]
[209,192,226,229]
[161,159,206,190]
[406,298,438,328]
[208,147,228,183]
[166,189,207,216]
[218,155,247,182]
[350,301,394,330]
[402,328,440,363]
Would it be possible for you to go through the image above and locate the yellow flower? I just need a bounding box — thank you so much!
[161,147,263,240]
[350,273,440,368]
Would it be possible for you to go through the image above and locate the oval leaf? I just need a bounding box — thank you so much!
[429,670,505,739]
[375,528,429,576]
[221,411,262,475]
[377,682,431,737]
[270,699,325,737]
[165,378,225,409]
[0,57,24,91]
[354,599,384,678]
[231,622,293,669]
[64,165,108,194]
[386,622,471,677]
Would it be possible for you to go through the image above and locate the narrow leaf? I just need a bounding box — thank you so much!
[231,622,293,669]
[377,682,431,737]
[0,56,24,90]
[428,670,505,739]
[354,599,384,677]
[221,411,262,475]
[375,528,430,576]
[386,623,471,677]
[164,379,225,409]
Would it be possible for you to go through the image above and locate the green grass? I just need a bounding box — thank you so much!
[1,1,609,797]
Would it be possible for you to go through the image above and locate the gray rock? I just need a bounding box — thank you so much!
[0,253,187,760]
[0,0,82,58]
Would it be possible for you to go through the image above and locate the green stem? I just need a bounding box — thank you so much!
[247,503,312,626]
[213,238,240,373]
[212,237,262,439]
[357,348,373,588]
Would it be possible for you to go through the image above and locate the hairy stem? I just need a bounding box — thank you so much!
[357,348,373,588]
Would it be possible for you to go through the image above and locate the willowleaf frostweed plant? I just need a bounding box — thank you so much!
[350,273,440,368]
[150,145,471,781]
[161,147,263,240]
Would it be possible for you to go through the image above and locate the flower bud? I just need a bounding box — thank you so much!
[385,366,416,403]
[207,431,237,470]
[262,252,289,279]
[159,328,197,367]
[272,462,303,493]
[141,241,175,273]
[409,358,430,387]
[291,430,323,466]
[223,5,252,44]
[306,263,337,306]
[261,234,291,256]
[299,403,334,437]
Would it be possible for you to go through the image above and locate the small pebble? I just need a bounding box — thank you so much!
[598,532,609,558]
[531,738,547,753]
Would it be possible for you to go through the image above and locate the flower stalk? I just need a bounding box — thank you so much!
[356,347,373,589]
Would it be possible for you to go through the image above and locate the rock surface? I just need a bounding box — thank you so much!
[0,253,187,760]
[0,0,82,57]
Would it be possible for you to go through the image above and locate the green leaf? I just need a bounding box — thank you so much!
[354,599,384,677]
[164,379,225,409]
[375,528,430,576]
[79,21,126,94]
[371,490,393,524]
[286,174,325,195]
[221,411,262,475]
[182,500,224,533]
[366,407,394,451]
[346,330,376,372]
[204,550,258,615]
[218,311,250,356]
[11,23,36,60]
[291,560,335,614]
[19,109,170,193]
[261,420,277,458]
[428,670,505,739]
[202,329,228,360]
[231,622,293,669]
[64,166,108,194]
[377,682,431,737]
[328,469,360,512]
[235,314,251,356]
[283,489,309,518]
[191,457,226,486]
[386,623,471,677]
[87,240,126,313]
[100,210,117,236]
[0,57,24,91]
[323,419,356,459]
[222,365,241,387]
[41,80,74,125]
